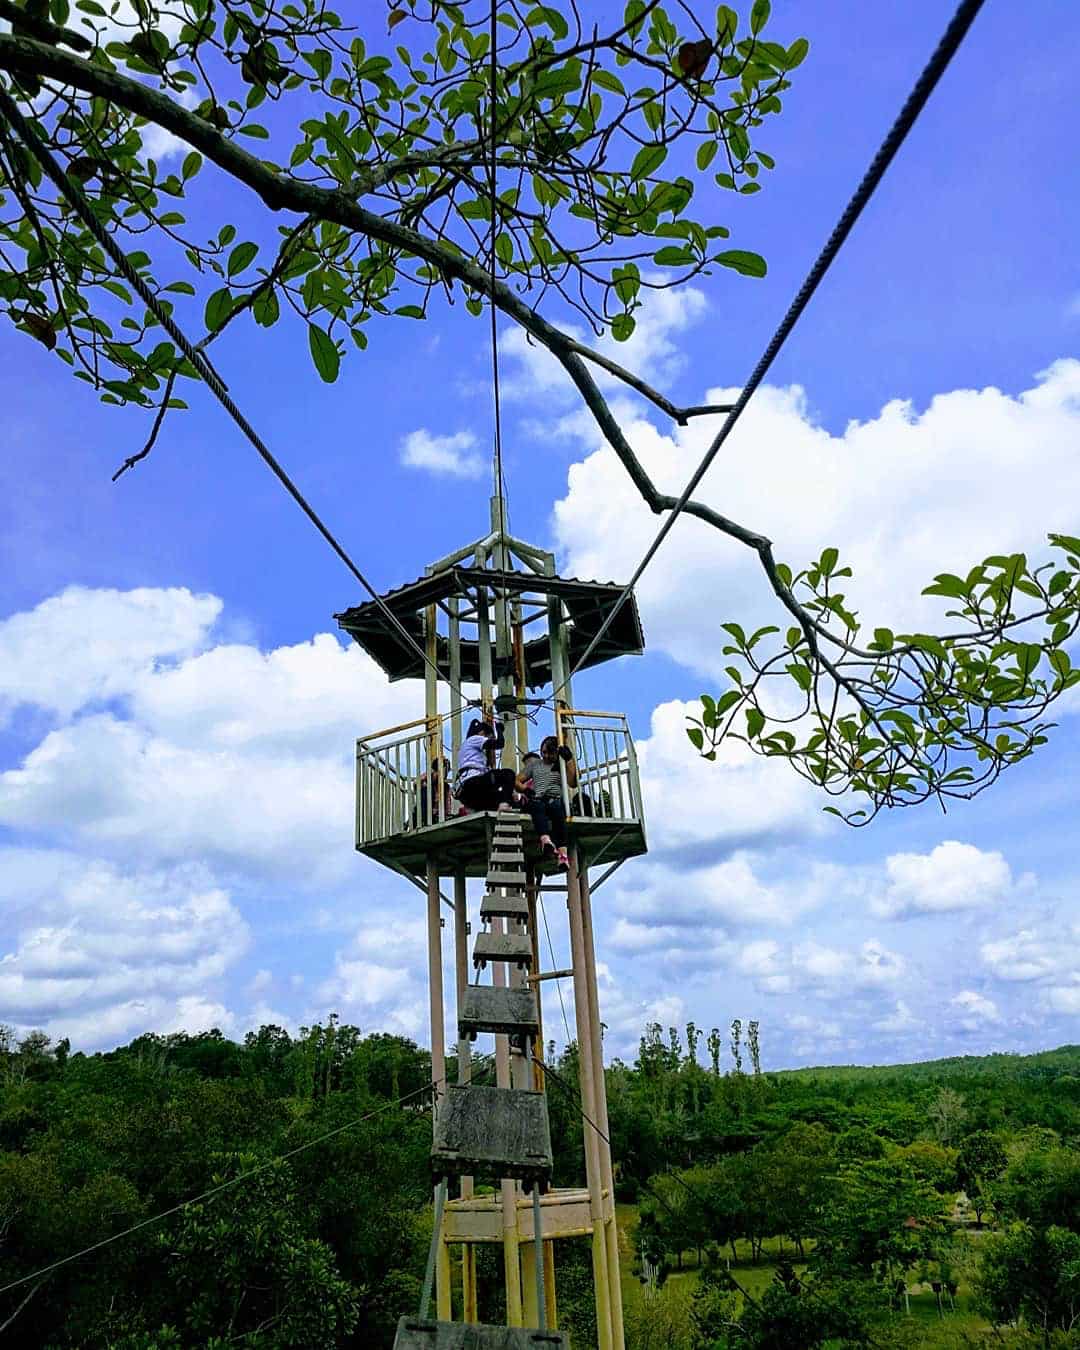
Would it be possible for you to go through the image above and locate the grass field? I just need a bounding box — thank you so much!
[614,1205,994,1347]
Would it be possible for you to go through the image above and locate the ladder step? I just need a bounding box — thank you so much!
[480,890,529,923]
[459,985,539,1040]
[489,851,525,868]
[473,932,533,970]
[394,1316,568,1348]
[487,869,527,888]
[431,1084,552,1187]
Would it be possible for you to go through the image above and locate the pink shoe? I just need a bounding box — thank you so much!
[556,848,569,871]
[540,835,556,859]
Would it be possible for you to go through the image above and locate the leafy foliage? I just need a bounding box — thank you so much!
[689,538,1080,822]
[0,0,801,406]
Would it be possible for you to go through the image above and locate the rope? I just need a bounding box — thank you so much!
[558,0,987,694]
[0,85,465,704]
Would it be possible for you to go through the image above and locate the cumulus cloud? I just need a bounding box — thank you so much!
[548,360,1080,679]
[400,428,484,479]
[0,849,248,1043]
[0,586,220,721]
[874,999,922,1034]
[873,841,1014,918]
[951,989,1002,1030]
[637,699,831,859]
[501,285,709,410]
[0,598,420,881]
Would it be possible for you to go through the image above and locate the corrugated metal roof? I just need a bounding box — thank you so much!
[334,566,645,687]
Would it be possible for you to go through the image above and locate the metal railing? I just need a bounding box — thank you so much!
[355,708,642,848]
[356,718,454,847]
[555,708,642,824]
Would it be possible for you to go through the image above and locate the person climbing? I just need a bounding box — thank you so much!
[454,716,519,812]
[521,735,576,870]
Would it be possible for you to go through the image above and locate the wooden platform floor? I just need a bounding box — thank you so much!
[359,810,646,879]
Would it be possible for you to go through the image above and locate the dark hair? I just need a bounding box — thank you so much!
[540,735,558,754]
[523,751,540,763]
[467,719,492,739]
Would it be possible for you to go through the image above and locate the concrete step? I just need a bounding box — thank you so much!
[472,931,533,971]
[458,985,539,1041]
[431,1083,552,1189]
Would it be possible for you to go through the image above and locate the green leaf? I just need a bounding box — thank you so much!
[394,304,425,318]
[687,725,704,751]
[696,141,718,171]
[873,627,894,651]
[922,573,967,599]
[746,707,765,738]
[714,249,766,277]
[819,546,838,577]
[611,313,635,342]
[652,246,695,267]
[203,287,234,332]
[630,144,667,182]
[783,37,809,69]
[624,0,647,39]
[750,0,771,34]
[308,322,340,382]
[181,151,202,180]
[592,69,626,96]
[227,242,258,277]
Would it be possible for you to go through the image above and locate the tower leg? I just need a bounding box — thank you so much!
[567,848,614,1350]
[452,872,479,1323]
[426,860,449,1320]
[491,914,524,1327]
[580,863,625,1350]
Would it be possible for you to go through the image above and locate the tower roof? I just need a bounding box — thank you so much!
[335,566,644,688]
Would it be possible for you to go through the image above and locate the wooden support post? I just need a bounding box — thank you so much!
[453,871,479,1322]
[566,848,614,1350]
[544,1241,558,1330]
[490,915,523,1327]
[426,859,449,1321]
[580,862,625,1350]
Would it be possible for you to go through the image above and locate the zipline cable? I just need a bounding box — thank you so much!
[554,0,987,698]
[488,0,509,532]
[0,85,469,708]
[0,1049,499,1299]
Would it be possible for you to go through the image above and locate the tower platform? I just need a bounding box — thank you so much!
[357,809,645,879]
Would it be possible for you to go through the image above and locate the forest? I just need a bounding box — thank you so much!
[0,1020,1078,1348]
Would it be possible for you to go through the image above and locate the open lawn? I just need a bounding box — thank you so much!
[614,1204,994,1347]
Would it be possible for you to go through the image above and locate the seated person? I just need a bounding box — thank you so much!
[415,755,452,827]
[454,717,518,812]
[520,736,576,870]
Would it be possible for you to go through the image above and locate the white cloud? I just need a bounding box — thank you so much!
[0,850,248,1045]
[549,360,1080,680]
[637,699,831,857]
[951,989,1002,1030]
[0,595,420,881]
[1045,981,1080,1015]
[400,428,484,479]
[981,926,1064,982]
[874,999,922,1034]
[874,841,1013,918]
[501,285,709,410]
[0,585,220,721]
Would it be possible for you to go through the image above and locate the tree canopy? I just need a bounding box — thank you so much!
[1,0,1077,822]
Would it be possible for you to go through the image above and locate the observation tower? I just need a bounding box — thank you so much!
[337,498,647,1350]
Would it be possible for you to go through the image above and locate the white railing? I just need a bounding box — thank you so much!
[355,708,643,848]
[556,708,642,824]
[356,719,454,847]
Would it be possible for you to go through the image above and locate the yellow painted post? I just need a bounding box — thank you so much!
[544,1241,558,1329]
[566,849,614,1350]
[426,858,448,1321]
[437,1229,452,1321]
[579,863,625,1349]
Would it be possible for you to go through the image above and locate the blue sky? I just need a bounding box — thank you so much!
[2,1,1079,1067]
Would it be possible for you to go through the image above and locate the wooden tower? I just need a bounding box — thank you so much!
[336,499,648,1350]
